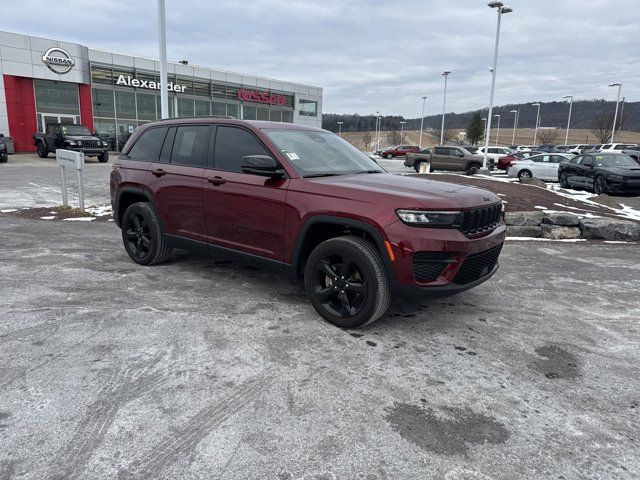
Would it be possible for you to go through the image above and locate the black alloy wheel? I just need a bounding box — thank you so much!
[594,175,608,195]
[121,202,172,265]
[518,169,532,181]
[304,237,391,328]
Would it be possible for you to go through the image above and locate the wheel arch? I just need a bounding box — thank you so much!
[115,187,157,228]
[292,216,393,281]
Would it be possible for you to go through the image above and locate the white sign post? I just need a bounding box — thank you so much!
[56,149,85,212]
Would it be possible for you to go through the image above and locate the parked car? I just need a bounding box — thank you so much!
[0,135,7,163]
[404,148,431,170]
[33,124,109,162]
[475,146,514,163]
[406,145,492,174]
[621,149,640,163]
[535,145,557,152]
[496,150,541,171]
[380,145,420,159]
[110,119,505,327]
[507,153,573,181]
[599,143,638,153]
[514,145,537,152]
[558,152,640,194]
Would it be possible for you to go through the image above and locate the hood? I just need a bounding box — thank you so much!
[294,173,502,211]
[64,135,100,141]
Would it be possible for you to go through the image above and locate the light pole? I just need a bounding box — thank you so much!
[563,95,573,145]
[481,1,513,172]
[419,96,427,148]
[157,0,169,118]
[337,121,343,136]
[532,102,541,145]
[400,121,406,142]
[374,111,380,151]
[510,109,518,145]
[440,71,451,145]
[494,114,501,146]
[609,83,622,142]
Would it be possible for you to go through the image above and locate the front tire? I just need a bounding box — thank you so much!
[304,236,391,328]
[121,202,172,265]
[97,151,109,163]
[37,143,49,158]
[518,169,532,181]
[594,175,608,194]
[465,163,481,175]
[386,153,393,159]
[560,172,570,188]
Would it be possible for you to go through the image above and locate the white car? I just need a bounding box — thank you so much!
[474,146,514,162]
[514,145,537,152]
[507,153,574,182]
[599,143,638,153]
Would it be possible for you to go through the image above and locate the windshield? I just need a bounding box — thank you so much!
[60,125,92,136]
[264,129,384,177]
[595,155,639,168]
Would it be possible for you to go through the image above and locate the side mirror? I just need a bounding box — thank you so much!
[241,155,284,178]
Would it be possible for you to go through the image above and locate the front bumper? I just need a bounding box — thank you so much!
[384,219,506,298]
[608,180,640,193]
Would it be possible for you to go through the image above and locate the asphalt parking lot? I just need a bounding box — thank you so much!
[1,217,639,479]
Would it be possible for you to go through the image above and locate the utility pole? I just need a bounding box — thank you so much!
[157,0,169,119]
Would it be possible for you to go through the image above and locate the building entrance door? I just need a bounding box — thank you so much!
[40,114,80,132]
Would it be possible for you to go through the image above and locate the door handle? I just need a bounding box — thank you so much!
[207,176,226,186]
[152,168,167,177]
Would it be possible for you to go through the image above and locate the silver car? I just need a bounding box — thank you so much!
[508,153,574,182]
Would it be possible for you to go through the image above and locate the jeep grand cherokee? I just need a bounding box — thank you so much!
[110,119,505,327]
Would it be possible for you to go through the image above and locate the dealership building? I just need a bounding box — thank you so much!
[0,30,323,152]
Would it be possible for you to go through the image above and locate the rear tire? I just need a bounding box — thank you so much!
[37,143,49,158]
[121,202,172,266]
[304,236,391,328]
[97,151,109,163]
[386,153,393,159]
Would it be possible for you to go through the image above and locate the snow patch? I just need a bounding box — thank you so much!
[63,217,96,222]
[506,237,586,242]
[1,209,18,213]
[40,216,55,220]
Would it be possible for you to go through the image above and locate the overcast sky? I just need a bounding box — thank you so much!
[3,0,638,117]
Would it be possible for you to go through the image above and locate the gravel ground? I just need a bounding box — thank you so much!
[1,217,639,479]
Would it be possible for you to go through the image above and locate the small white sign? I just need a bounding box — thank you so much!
[56,149,84,170]
[128,125,134,134]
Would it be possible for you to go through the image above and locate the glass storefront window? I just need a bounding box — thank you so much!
[299,99,317,117]
[92,89,115,118]
[168,98,176,118]
[227,103,240,119]
[177,98,194,117]
[212,101,226,116]
[34,79,80,115]
[193,81,210,97]
[116,119,137,151]
[257,107,269,121]
[282,110,294,123]
[115,91,136,119]
[91,67,113,85]
[195,100,210,116]
[94,118,117,151]
[270,108,282,122]
[136,93,156,121]
[211,83,226,99]
[176,78,194,95]
[243,105,256,120]
[226,85,239,101]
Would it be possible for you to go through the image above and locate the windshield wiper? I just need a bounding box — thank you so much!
[353,169,383,174]
[303,173,344,178]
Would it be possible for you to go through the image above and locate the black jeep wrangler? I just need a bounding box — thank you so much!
[33,124,109,162]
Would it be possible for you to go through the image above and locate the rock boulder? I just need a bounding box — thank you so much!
[579,218,640,241]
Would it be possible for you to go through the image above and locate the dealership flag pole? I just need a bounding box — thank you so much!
[158,0,169,119]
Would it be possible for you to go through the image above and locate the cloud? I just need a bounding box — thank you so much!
[3,0,638,117]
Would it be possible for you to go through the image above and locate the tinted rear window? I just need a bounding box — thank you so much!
[170,126,210,167]
[126,127,168,162]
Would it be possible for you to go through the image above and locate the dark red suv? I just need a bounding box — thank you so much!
[381,145,420,159]
[110,119,505,327]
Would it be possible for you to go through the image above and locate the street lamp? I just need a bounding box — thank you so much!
[419,96,427,148]
[609,83,622,142]
[157,0,169,118]
[481,1,513,172]
[532,102,541,145]
[337,121,343,136]
[482,117,487,142]
[494,114,501,146]
[400,121,406,142]
[563,95,573,145]
[510,109,518,145]
[440,71,451,145]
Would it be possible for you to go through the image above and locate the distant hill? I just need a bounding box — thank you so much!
[323,99,639,134]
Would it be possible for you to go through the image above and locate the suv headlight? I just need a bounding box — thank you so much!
[396,209,461,227]
[101,141,108,147]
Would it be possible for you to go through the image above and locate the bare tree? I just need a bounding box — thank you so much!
[386,131,402,145]
[434,128,456,145]
[362,132,372,150]
[590,111,625,144]
[537,129,559,145]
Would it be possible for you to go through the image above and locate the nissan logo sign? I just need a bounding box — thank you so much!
[42,47,75,74]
